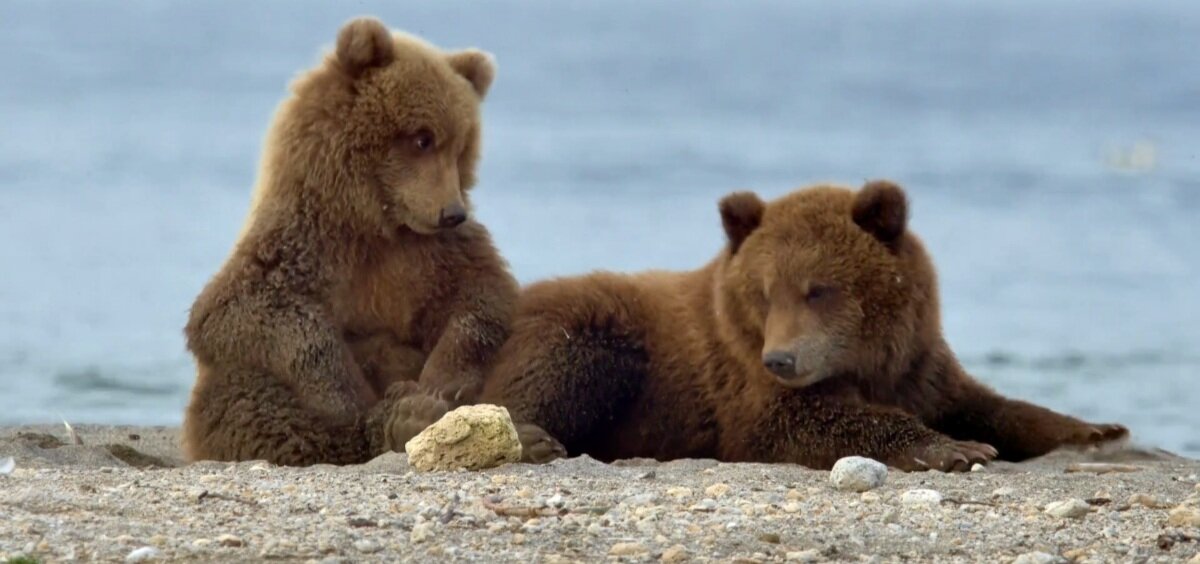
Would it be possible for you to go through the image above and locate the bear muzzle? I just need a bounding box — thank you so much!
[438,203,468,229]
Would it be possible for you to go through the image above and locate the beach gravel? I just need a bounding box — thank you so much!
[1,424,1198,563]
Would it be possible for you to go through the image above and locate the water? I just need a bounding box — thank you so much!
[1,1,1197,456]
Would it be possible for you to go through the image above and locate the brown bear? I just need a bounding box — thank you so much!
[182,17,518,466]
[481,181,1129,471]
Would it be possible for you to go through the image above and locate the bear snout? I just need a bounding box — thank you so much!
[762,351,797,377]
[438,203,468,229]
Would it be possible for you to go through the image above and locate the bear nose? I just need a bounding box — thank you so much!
[438,204,467,228]
[762,351,796,377]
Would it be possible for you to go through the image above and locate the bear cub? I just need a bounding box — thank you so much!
[483,181,1128,471]
[182,17,517,466]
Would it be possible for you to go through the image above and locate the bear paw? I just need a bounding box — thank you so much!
[895,438,998,472]
[1063,422,1130,448]
[515,423,567,464]
[366,382,451,455]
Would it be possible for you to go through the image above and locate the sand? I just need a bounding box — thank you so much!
[1,424,1198,563]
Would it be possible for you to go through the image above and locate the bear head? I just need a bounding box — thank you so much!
[258,17,495,236]
[715,181,943,389]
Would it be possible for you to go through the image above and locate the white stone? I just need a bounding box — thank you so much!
[404,404,522,472]
[992,487,1016,498]
[125,547,161,562]
[411,522,435,543]
[785,549,821,562]
[1168,505,1200,527]
[1043,499,1091,519]
[830,456,888,492]
[353,539,381,553]
[609,542,647,556]
[1011,551,1063,564]
[900,489,943,506]
[705,483,732,497]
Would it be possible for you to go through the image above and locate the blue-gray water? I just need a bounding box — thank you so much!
[1,1,1197,456]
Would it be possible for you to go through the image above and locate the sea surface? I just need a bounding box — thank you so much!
[0,1,1197,456]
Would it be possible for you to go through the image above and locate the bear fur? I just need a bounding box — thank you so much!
[481,181,1129,471]
[182,17,517,466]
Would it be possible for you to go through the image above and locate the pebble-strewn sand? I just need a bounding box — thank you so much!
[1,425,1198,563]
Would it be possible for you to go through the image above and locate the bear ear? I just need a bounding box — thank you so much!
[447,49,496,98]
[852,180,908,245]
[336,17,395,77]
[719,191,766,254]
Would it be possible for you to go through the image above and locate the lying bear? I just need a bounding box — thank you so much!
[482,181,1128,471]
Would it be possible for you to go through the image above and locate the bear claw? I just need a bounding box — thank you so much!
[901,439,997,473]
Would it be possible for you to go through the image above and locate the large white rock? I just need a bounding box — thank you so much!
[1043,499,1091,519]
[829,456,888,492]
[900,488,943,507]
[404,404,522,472]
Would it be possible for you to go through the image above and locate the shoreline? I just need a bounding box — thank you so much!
[2,425,1199,563]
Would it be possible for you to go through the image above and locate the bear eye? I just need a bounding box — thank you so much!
[413,129,436,152]
[805,285,836,304]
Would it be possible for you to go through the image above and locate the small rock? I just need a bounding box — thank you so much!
[992,487,1016,499]
[1011,551,1063,564]
[216,534,243,548]
[1127,493,1170,509]
[411,522,435,543]
[785,549,821,562]
[861,492,881,503]
[666,487,693,498]
[639,470,657,480]
[0,456,14,476]
[1189,553,1200,564]
[785,489,803,501]
[691,498,718,512]
[404,404,523,472]
[758,532,781,544]
[191,539,212,549]
[830,456,887,492]
[125,546,160,562]
[706,483,732,498]
[353,539,381,554]
[901,489,943,506]
[971,463,986,472]
[661,545,688,562]
[610,542,648,556]
[1167,505,1200,527]
[1044,499,1091,519]
[547,493,565,508]
[623,492,657,506]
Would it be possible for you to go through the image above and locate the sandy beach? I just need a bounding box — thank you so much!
[1,425,1198,563]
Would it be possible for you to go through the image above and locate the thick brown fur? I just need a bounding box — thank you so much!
[182,17,517,466]
[482,181,1128,471]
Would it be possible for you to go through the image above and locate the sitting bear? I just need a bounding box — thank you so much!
[481,181,1129,471]
[182,17,517,466]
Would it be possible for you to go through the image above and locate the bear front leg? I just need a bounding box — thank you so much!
[186,289,376,426]
[415,269,516,406]
[739,396,997,472]
[931,380,1129,462]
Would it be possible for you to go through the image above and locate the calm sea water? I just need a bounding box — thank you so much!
[1,1,1197,456]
